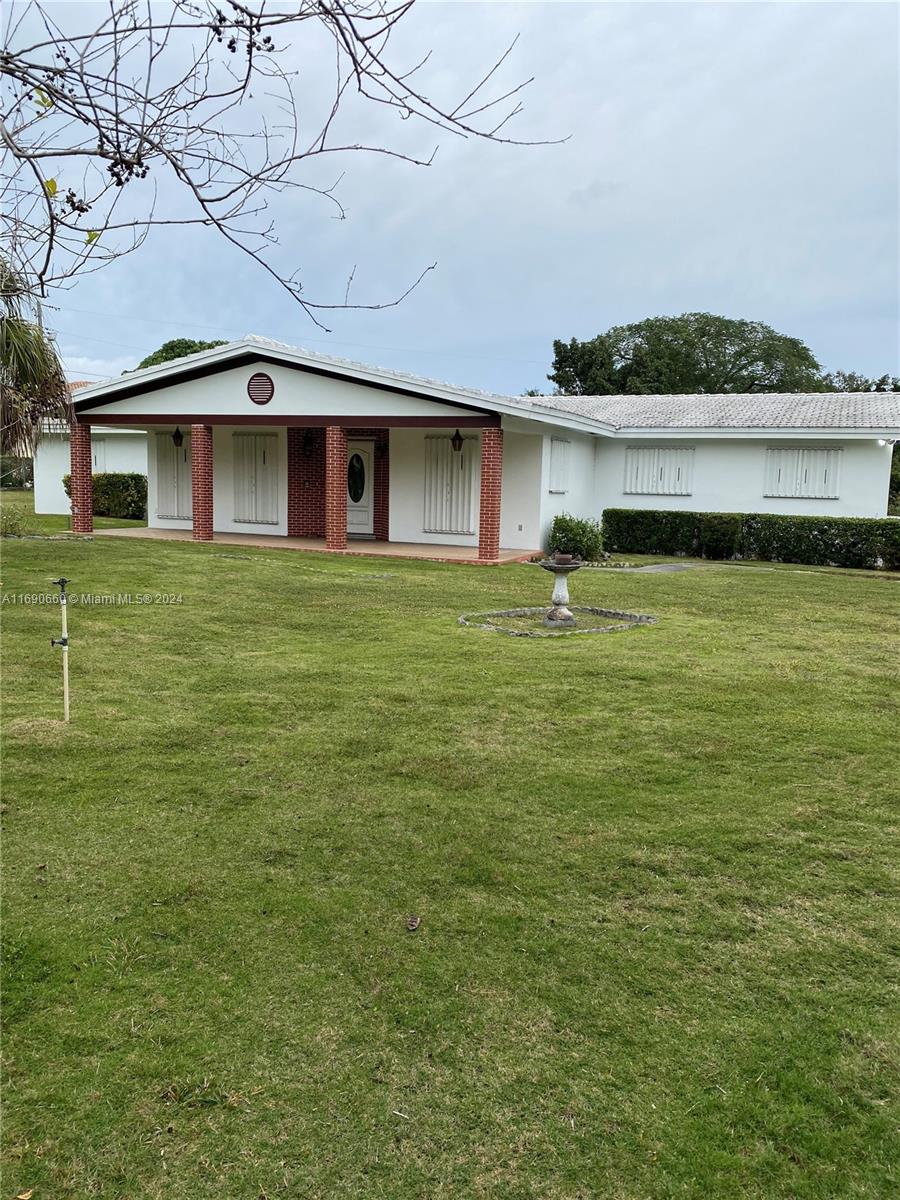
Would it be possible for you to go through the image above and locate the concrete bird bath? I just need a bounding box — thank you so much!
[538,552,585,627]
[458,548,658,637]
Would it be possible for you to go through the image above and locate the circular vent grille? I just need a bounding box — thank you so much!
[247,372,274,405]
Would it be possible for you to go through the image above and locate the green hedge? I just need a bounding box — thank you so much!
[602,507,900,571]
[63,472,147,520]
[547,513,604,560]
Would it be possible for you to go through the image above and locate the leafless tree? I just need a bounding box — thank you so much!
[1,0,542,330]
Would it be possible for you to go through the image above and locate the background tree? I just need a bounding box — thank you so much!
[135,339,228,370]
[547,313,823,395]
[0,256,69,455]
[1,1,540,328]
[820,370,900,392]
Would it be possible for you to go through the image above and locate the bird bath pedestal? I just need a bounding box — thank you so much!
[539,554,585,627]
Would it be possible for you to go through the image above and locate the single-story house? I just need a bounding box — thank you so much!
[33,382,147,514]
[62,336,899,560]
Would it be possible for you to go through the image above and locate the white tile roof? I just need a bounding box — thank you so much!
[520,391,900,431]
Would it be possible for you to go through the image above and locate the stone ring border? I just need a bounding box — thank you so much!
[458,606,658,638]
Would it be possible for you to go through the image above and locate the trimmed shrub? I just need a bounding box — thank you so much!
[698,513,742,560]
[602,507,900,571]
[63,472,147,520]
[547,513,604,560]
[740,513,900,571]
[601,508,699,556]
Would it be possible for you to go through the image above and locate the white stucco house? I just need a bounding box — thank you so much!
[62,337,899,561]
[33,383,148,514]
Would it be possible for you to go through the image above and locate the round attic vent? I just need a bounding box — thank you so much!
[247,372,275,405]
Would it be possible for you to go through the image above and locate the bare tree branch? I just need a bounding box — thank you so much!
[1,0,555,328]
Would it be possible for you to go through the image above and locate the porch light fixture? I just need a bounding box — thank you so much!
[450,429,464,453]
[172,427,184,448]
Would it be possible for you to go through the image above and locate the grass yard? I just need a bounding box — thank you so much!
[2,530,898,1199]
[1,487,147,535]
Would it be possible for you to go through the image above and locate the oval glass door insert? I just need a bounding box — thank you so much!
[347,453,366,503]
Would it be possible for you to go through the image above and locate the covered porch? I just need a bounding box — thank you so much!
[90,526,536,564]
[68,417,514,562]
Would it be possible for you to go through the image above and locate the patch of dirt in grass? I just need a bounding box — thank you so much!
[4,717,69,743]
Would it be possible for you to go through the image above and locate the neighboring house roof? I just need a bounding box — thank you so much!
[71,335,900,438]
[526,392,900,433]
[68,380,93,392]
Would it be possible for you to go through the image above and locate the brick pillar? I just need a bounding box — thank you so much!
[69,422,93,533]
[325,425,348,550]
[478,427,503,562]
[287,428,325,537]
[373,429,390,541]
[191,424,214,541]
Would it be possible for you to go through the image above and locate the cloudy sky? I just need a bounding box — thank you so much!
[34,0,900,392]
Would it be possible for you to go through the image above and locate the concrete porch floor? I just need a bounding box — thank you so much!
[92,526,538,565]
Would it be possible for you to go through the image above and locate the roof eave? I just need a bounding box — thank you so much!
[609,426,898,440]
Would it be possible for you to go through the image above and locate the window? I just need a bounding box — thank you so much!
[764,448,841,499]
[624,446,694,496]
[423,435,475,534]
[233,433,279,524]
[156,432,191,518]
[549,438,570,494]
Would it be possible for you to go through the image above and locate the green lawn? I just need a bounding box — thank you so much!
[2,531,898,1199]
[1,487,147,535]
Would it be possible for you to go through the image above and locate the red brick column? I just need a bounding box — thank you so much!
[478,427,503,562]
[373,429,390,541]
[325,425,348,550]
[287,428,326,537]
[191,424,214,541]
[69,422,93,533]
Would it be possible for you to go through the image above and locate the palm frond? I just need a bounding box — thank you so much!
[1,258,71,455]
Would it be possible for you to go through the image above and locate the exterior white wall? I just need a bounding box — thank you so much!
[538,431,599,544]
[594,438,893,518]
[500,431,543,550]
[33,430,148,514]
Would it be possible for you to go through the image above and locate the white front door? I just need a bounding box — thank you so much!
[346,440,374,536]
[233,433,278,524]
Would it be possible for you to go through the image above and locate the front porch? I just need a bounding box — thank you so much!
[91,526,537,565]
[70,419,514,562]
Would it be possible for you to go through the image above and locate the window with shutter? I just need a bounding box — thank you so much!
[156,432,191,518]
[549,438,570,494]
[764,448,841,499]
[233,433,278,523]
[623,446,694,496]
[423,435,476,534]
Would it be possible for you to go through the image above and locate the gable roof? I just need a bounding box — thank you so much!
[72,335,612,435]
[71,335,900,437]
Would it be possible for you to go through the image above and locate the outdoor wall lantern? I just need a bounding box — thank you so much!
[172,427,184,448]
[450,429,464,453]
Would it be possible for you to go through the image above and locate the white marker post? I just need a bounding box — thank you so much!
[50,577,70,722]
